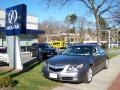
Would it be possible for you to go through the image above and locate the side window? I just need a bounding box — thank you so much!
[93,46,100,55]
[98,46,106,55]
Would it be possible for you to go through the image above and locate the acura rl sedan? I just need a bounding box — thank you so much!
[43,44,109,83]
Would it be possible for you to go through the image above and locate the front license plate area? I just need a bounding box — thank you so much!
[49,73,57,79]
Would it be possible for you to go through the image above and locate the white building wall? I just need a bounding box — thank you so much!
[0,10,5,27]
[0,10,5,18]
[26,15,39,44]
[27,15,38,23]
[27,23,38,30]
[27,15,38,30]
[0,19,5,27]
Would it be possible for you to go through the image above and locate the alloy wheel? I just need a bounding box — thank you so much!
[87,68,93,82]
[104,59,109,69]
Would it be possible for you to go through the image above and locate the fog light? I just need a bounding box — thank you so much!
[73,77,78,81]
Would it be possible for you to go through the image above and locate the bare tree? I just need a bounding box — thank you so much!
[99,17,108,30]
[112,0,120,26]
[41,0,116,45]
[76,16,87,42]
[38,19,67,42]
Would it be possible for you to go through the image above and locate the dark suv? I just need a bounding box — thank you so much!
[30,43,57,59]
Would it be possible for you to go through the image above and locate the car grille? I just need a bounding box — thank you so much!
[49,67,63,72]
[61,77,73,81]
[49,64,64,72]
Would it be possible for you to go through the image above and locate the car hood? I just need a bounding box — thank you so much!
[47,54,92,65]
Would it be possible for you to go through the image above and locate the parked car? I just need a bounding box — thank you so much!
[43,44,109,83]
[30,43,57,59]
[0,47,9,63]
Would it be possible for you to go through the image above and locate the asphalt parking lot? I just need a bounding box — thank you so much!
[0,52,36,66]
[21,53,36,64]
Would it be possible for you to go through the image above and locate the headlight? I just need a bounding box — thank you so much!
[67,64,83,71]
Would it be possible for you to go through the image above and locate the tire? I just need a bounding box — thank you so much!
[104,59,109,69]
[84,67,93,83]
[38,54,43,60]
[38,48,43,59]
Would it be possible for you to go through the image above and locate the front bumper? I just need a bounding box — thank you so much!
[43,65,86,83]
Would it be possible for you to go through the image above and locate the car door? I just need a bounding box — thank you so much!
[97,46,107,68]
[93,46,102,73]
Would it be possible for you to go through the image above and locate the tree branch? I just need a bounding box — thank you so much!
[99,1,116,16]
[88,0,95,10]
[88,0,97,14]
[79,0,94,14]
[97,0,106,12]
[46,0,53,8]
[62,0,69,6]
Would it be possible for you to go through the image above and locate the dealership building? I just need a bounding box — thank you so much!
[0,9,41,52]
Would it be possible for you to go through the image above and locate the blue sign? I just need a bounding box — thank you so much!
[5,4,27,36]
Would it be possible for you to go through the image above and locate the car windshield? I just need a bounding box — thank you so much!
[61,46,92,56]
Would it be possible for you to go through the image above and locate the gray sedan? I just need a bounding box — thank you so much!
[43,44,109,83]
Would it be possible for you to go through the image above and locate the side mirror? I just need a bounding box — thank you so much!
[93,49,96,53]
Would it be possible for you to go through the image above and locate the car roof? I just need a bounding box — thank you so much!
[32,43,48,45]
[69,43,99,47]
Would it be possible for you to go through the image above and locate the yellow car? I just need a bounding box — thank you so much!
[50,41,66,49]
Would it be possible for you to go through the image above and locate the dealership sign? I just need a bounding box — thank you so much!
[5,4,26,36]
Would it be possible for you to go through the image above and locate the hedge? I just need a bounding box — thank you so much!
[0,76,12,88]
